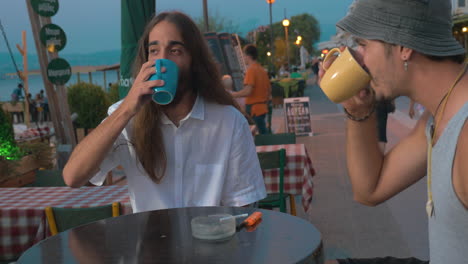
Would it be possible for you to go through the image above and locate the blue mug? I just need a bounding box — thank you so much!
[149,59,179,105]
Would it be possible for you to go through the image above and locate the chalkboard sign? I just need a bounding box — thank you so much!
[284,97,313,136]
[218,33,244,91]
[204,32,228,75]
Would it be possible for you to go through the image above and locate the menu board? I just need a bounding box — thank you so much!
[204,32,229,75]
[218,33,244,91]
[284,97,313,136]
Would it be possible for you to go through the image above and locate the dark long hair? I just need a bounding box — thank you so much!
[132,11,240,184]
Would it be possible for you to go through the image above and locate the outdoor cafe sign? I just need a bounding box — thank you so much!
[40,24,66,52]
[30,0,59,17]
[47,58,71,85]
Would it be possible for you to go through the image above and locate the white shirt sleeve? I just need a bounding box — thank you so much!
[88,146,120,186]
[221,116,267,206]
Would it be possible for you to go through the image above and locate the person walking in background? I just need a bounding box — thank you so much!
[63,11,266,213]
[311,58,321,84]
[27,93,37,123]
[34,90,45,123]
[35,90,44,103]
[232,44,271,134]
[278,64,290,78]
[9,84,24,123]
[11,83,24,102]
[321,0,468,263]
[290,67,302,79]
[42,93,49,122]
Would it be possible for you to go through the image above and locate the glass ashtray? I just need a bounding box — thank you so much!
[191,214,236,241]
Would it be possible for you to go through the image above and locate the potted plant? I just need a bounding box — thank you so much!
[0,106,54,187]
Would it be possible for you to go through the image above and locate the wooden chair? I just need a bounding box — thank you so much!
[45,202,120,235]
[258,149,296,215]
[254,133,296,146]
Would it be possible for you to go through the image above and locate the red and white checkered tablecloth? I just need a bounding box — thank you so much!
[15,127,51,142]
[256,144,316,213]
[0,186,131,261]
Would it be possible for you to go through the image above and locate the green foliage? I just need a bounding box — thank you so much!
[67,82,110,129]
[0,105,23,160]
[107,82,120,104]
[255,13,320,69]
[0,156,19,177]
[18,141,54,169]
[195,10,241,34]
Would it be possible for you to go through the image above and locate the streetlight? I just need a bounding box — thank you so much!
[267,51,272,56]
[282,18,290,70]
[295,35,302,66]
[266,0,275,73]
[295,35,302,45]
[266,1,275,51]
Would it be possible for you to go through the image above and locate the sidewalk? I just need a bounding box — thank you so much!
[273,80,429,261]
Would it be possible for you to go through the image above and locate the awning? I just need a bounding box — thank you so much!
[119,0,155,99]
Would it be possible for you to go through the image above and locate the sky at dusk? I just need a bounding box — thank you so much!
[0,0,353,55]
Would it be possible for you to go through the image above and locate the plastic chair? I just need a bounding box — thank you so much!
[29,170,66,187]
[254,133,296,146]
[258,149,296,215]
[45,202,120,235]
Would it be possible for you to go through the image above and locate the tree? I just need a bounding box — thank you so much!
[255,13,320,69]
[67,83,110,129]
[195,10,241,34]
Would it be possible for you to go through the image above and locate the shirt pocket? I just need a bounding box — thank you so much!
[188,164,224,206]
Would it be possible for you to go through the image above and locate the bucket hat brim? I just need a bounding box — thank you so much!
[337,0,465,57]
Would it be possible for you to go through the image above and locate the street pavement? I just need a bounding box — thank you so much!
[271,78,429,261]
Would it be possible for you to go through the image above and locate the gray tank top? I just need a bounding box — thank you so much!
[425,102,468,264]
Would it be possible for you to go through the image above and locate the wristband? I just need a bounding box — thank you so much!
[343,104,375,122]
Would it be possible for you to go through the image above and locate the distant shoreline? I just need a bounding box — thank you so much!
[0,49,121,76]
[0,71,119,102]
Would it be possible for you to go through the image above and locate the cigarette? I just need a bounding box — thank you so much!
[219,213,248,222]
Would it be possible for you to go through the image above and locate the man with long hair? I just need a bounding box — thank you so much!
[63,11,266,213]
[322,0,467,264]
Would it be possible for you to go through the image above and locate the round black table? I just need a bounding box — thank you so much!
[18,207,323,264]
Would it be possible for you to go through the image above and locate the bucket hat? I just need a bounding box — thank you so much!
[337,0,465,56]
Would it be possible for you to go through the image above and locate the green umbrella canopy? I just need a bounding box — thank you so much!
[119,0,155,99]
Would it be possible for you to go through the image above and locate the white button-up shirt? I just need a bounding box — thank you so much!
[90,95,266,213]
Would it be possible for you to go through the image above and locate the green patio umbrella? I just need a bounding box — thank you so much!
[119,0,155,99]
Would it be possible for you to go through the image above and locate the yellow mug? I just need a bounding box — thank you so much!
[320,47,371,103]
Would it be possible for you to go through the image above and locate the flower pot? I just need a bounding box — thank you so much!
[0,155,39,187]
